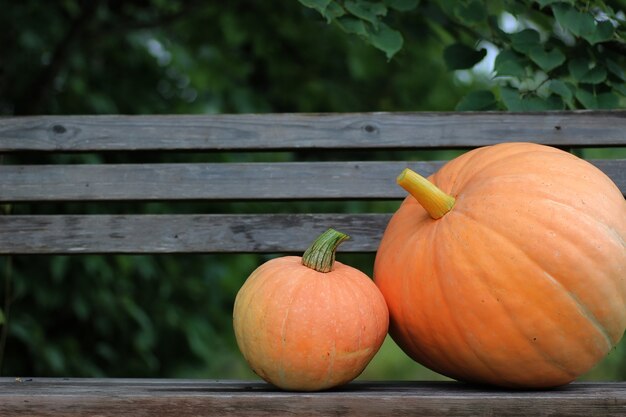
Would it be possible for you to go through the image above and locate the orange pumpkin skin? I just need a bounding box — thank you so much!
[234,254,389,391]
[374,142,626,388]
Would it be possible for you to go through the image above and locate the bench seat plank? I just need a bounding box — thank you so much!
[1,160,623,202]
[0,214,391,254]
[0,378,623,417]
[1,112,626,152]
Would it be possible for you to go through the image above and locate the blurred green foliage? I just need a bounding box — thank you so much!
[0,0,624,383]
[299,0,626,110]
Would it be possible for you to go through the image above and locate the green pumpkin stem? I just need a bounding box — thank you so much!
[397,168,455,219]
[302,228,350,273]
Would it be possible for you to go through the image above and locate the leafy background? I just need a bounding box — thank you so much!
[0,0,624,381]
[300,0,626,111]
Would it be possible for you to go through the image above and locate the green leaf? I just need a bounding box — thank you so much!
[545,94,565,110]
[576,90,600,109]
[528,46,565,73]
[548,79,573,101]
[384,0,420,11]
[436,0,456,16]
[366,22,403,60]
[510,29,541,54]
[323,2,347,20]
[298,0,332,13]
[455,90,498,111]
[0,308,5,326]
[443,43,487,70]
[576,89,619,109]
[345,0,387,28]
[597,92,620,108]
[299,0,345,22]
[580,66,607,84]
[568,58,590,80]
[606,59,626,81]
[494,50,526,77]
[500,87,525,111]
[336,16,368,36]
[584,20,614,45]
[612,83,626,96]
[500,87,563,111]
[569,59,607,84]
[552,3,596,38]
[454,0,487,24]
[552,3,614,44]
[536,0,573,7]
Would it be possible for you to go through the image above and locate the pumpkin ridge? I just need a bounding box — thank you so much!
[257,261,299,384]
[330,269,372,383]
[277,265,315,388]
[454,209,610,374]
[437,213,579,383]
[539,197,626,253]
[442,144,550,194]
[396,230,435,368]
[430,221,518,385]
[477,187,626,339]
[451,147,569,194]
[457,166,625,248]
[386,223,453,376]
[404,225,464,373]
[532,197,626,343]
[322,267,384,387]
[541,270,613,350]
[235,259,286,368]
[460,188,624,345]
[342,270,366,352]
[320,274,337,388]
[434,145,486,196]
[456,167,621,222]
[394,220,496,382]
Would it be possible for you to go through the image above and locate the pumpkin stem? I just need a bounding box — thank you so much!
[397,168,455,219]
[302,228,350,273]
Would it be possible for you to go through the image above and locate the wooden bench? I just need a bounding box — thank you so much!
[0,112,625,416]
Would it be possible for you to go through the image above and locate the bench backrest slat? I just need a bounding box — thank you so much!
[0,213,389,254]
[1,112,626,152]
[0,160,623,202]
[0,161,440,201]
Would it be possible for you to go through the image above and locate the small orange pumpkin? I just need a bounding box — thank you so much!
[374,142,626,388]
[233,228,389,391]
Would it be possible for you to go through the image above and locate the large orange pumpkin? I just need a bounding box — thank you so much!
[234,228,389,391]
[374,142,626,388]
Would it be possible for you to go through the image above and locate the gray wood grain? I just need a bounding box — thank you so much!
[1,159,623,202]
[1,112,626,151]
[0,214,391,254]
[0,378,623,416]
[0,161,441,202]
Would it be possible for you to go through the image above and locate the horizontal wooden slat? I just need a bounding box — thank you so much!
[0,379,624,416]
[1,159,624,202]
[1,112,625,152]
[0,214,391,254]
[0,161,441,202]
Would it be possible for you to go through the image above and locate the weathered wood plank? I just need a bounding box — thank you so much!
[0,159,623,202]
[1,112,625,152]
[0,214,391,254]
[0,161,441,202]
[0,378,624,417]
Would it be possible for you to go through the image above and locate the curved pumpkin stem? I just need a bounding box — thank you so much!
[302,228,349,273]
[397,168,455,219]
